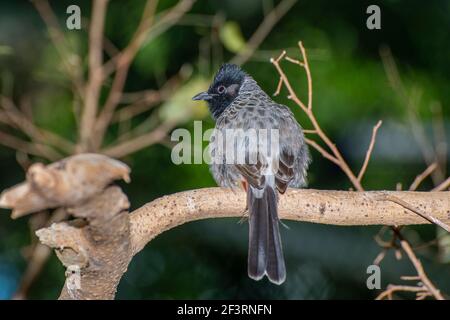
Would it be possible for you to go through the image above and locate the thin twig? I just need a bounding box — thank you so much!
[297,42,312,110]
[0,96,74,154]
[357,120,382,182]
[376,285,428,300]
[230,0,297,66]
[271,44,363,190]
[0,131,59,161]
[101,120,175,158]
[304,138,340,166]
[272,41,446,300]
[399,239,445,300]
[409,162,438,191]
[380,46,445,184]
[380,195,450,233]
[432,176,450,191]
[93,0,159,150]
[31,0,84,97]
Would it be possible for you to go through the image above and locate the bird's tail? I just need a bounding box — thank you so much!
[247,184,286,285]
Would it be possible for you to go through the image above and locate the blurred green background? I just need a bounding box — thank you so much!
[0,0,449,299]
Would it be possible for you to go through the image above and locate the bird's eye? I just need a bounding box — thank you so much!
[217,85,226,94]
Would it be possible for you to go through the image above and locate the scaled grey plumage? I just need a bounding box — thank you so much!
[193,64,310,285]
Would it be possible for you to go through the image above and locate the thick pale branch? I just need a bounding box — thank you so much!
[2,154,449,299]
[128,188,450,255]
[0,154,130,218]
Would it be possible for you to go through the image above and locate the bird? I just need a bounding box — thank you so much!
[192,63,310,285]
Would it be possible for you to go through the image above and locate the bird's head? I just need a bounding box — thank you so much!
[192,63,247,120]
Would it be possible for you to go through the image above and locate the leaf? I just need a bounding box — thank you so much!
[219,21,246,53]
[159,77,210,123]
[0,45,13,56]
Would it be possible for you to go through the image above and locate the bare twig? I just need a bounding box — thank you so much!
[376,285,428,300]
[380,46,445,184]
[304,137,340,166]
[13,208,67,299]
[399,239,445,300]
[79,0,108,151]
[0,131,59,161]
[409,162,438,191]
[102,0,196,79]
[230,0,297,66]
[432,176,450,192]
[272,41,447,300]
[1,96,74,154]
[31,0,84,97]
[431,102,447,178]
[93,0,159,149]
[380,194,450,233]
[101,121,175,158]
[271,42,363,190]
[357,120,382,182]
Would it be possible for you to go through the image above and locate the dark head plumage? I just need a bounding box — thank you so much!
[192,64,247,120]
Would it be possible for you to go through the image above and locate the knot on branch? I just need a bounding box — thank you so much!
[1,154,132,299]
[0,153,130,218]
[35,186,132,300]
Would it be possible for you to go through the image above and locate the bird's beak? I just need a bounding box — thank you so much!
[192,91,213,101]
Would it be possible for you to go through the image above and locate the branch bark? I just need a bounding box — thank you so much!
[80,0,108,151]
[1,154,449,299]
[128,187,450,255]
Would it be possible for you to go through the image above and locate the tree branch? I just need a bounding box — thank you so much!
[1,154,449,299]
[93,0,160,150]
[409,162,438,191]
[128,188,450,256]
[230,0,297,66]
[101,120,175,158]
[357,120,382,182]
[79,0,108,151]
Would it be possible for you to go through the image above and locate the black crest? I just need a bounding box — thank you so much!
[209,63,247,92]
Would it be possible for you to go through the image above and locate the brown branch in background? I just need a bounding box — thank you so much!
[433,176,450,192]
[31,0,84,97]
[271,42,447,300]
[357,120,382,182]
[79,0,108,151]
[380,46,446,184]
[13,208,67,300]
[0,96,74,155]
[271,43,364,191]
[111,91,162,124]
[430,102,447,179]
[409,162,437,191]
[112,66,189,124]
[138,0,197,54]
[93,0,161,150]
[304,137,340,165]
[397,239,444,300]
[0,131,60,161]
[2,154,450,300]
[101,120,175,158]
[230,0,297,66]
[376,285,430,300]
[93,0,197,151]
